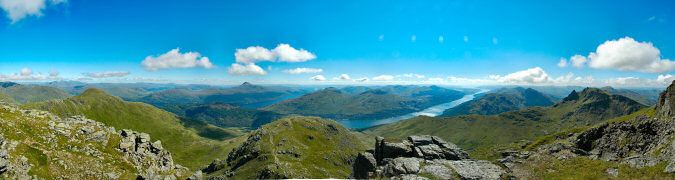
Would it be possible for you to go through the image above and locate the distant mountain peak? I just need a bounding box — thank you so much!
[241,82,253,86]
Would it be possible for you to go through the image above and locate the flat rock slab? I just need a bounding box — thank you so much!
[444,160,505,180]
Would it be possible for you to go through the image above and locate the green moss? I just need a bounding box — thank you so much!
[524,156,675,179]
[21,88,246,170]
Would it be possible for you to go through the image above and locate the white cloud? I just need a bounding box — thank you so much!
[20,67,32,76]
[142,48,215,71]
[438,36,444,43]
[282,68,323,74]
[569,54,588,68]
[557,58,568,68]
[227,63,266,75]
[373,75,394,81]
[333,74,350,80]
[403,73,424,79]
[83,71,130,78]
[354,77,369,82]
[582,37,675,73]
[49,69,59,77]
[491,67,552,84]
[233,44,316,65]
[309,75,326,81]
[234,46,275,64]
[272,44,316,62]
[427,78,444,81]
[0,67,61,81]
[463,36,469,43]
[604,74,675,87]
[0,0,66,24]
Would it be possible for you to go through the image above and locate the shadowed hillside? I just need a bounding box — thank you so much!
[441,87,555,117]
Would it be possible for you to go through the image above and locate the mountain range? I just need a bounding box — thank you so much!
[158,103,286,129]
[363,87,648,153]
[262,85,465,120]
[441,87,556,117]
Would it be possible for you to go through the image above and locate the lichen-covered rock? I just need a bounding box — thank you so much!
[352,152,377,179]
[356,135,505,179]
[0,105,191,179]
[445,159,506,180]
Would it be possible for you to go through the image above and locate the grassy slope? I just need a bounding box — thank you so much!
[364,88,647,153]
[513,107,674,179]
[0,91,17,105]
[220,117,366,179]
[601,86,657,106]
[21,88,246,170]
[0,84,72,104]
[158,103,285,129]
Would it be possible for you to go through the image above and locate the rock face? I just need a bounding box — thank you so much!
[119,129,183,179]
[656,80,675,118]
[0,105,191,179]
[354,135,506,179]
[512,80,675,175]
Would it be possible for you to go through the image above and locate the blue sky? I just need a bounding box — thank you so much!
[1,0,674,86]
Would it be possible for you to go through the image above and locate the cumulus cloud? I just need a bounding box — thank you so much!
[142,48,215,71]
[333,74,350,80]
[309,75,326,81]
[568,37,675,73]
[227,63,266,76]
[282,68,323,74]
[490,67,552,84]
[403,73,425,79]
[0,67,61,81]
[557,58,568,68]
[373,75,394,81]
[272,44,316,62]
[0,0,66,23]
[234,46,275,64]
[83,71,130,78]
[569,55,588,68]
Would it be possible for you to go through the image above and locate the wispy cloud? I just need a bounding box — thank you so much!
[283,68,323,74]
[0,0,67,24]
[83,71,130,78]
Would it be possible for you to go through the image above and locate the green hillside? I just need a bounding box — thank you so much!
[364,88,647,153]
[600,86,656,106]
[21,88,247,170]
[0,91,16,105]
[441,87,555,117]
[0,83,71,103]
[203,116,366,179]
[64,84,151,100]
[263,86,465,120]
[158,103,286,129]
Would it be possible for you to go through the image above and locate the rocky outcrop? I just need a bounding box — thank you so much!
[513,81,675,175]
[119,129,187,179]
[0,105,192,179]
[353,135,506,179]
[656,80,675,118]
